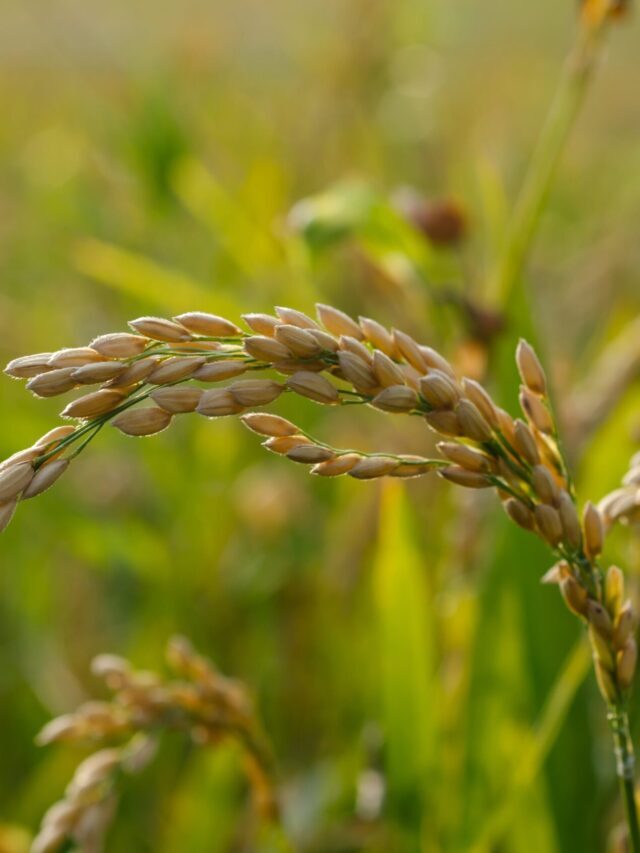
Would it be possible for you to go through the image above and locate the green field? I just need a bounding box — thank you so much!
[1,2,639,850]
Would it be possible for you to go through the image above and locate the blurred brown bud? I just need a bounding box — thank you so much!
[394,188,468,247]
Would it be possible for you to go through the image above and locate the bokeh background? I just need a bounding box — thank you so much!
[1,1,640,850]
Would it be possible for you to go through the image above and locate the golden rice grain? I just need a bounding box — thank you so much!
[27,367,78,398]
[349,456,399,479]
[275,306,319,329]
[196,389,245,418]
[316,303,363,339]
[286,371,339,404]
[48,347,105,368]
[23,459,70,499]
[516,339,548,395]
[274,325,323,358]
[240,413,299,437]
[439,466,491,488]
[112,407,173,436]
[129,317,190,342]
[150,386,203,413]
[242,313,279,336]
[455,399,493,443]
[0,461,34,501]
[71,362,126,383]
[174,312,241,336]
[90,333,149,358]
[62,389,125,420]
[229,380,283,407]
[372,385,418,413]
[4,353,54,379]
[147,356,206,385]
[310,453,362,476]
[244,335,291,362]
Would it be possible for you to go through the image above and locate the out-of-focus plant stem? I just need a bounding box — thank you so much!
[489,18,611,304]
[609,706,640,853]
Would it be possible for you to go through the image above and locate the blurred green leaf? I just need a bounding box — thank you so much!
[372,482,437,842]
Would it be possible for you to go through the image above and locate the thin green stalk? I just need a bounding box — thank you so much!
[489,21,610,304]
[609,706,640,853]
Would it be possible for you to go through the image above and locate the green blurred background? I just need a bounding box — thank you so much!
[1,1,640,850]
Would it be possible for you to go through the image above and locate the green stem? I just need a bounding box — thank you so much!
[608,705,640,853]
[489,22,609,304]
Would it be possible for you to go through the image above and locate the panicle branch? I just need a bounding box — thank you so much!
[32,636,278,853]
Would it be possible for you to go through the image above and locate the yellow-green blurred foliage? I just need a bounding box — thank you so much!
[0,0,639,850]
